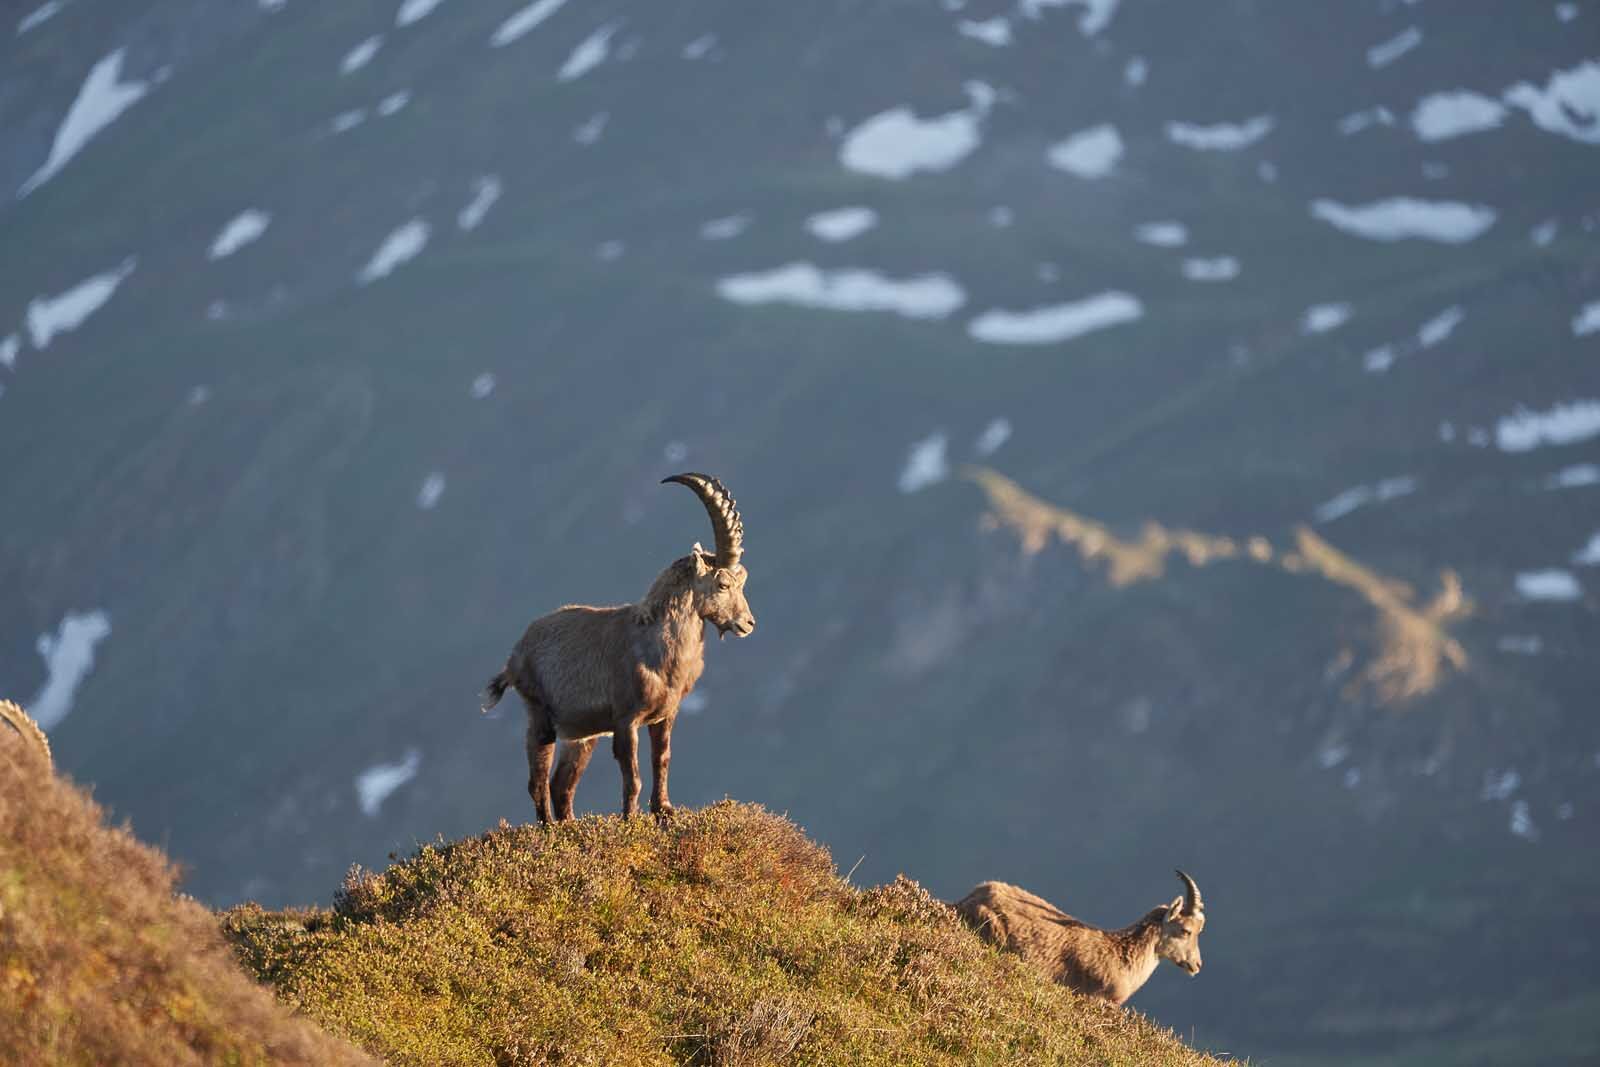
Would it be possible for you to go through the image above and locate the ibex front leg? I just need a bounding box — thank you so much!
[648,718,674,815]
[613,727,641,816]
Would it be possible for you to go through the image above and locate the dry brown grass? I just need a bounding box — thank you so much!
[0,723,373,1066]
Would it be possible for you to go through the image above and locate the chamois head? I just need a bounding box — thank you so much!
[663,473,755,638]
[1155,869,1206,976]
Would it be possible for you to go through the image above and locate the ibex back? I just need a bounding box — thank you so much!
[481,473,755,822]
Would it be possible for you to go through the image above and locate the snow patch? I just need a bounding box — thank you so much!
[1133,221,1188,247]
[1338,107,1395,135]
[1124,56,1148,87]
[17,2,64,35]
[1182,257,1239,282]
[1302,303,1352,334]
[1497,635,1543,655]
[1418,305,1465,347]
[839,86,991,180]
[491,0,569,47]
[1482,768,1521,801]
[898,433,949,493]
[1412,91,1506,141]
[1018,0,1121,35]
[209,209,271,260]
[457,175,501,231]
[1572,532,1600,566]
[1545,463,1600,489]
[357,219,429,284]
[1496,400,1600,452]
[1572,301,1600,337]
[416,472,446,510]
[470,372,496,399]
[26,258,136,348]
[1165,115,1273,151]
[958,18,1010,45]
[1504,61,1600,144]
[1516,570,1582,601]
[1046,124,1123,178]
[30,610,112,732]
[1557,3,1579,20]
[716,263,965,320]
[376,90,410,117]
[0,334,18,369]
[558,23,618,81]
[1510,800,1539,841]
[975,417,1012,456]
[341,35,383,74]
[396,0,445,28]
[356,749,421,816]
[1367,26,1421,68]
[699,214,751,240]
[20,49,150,198]
[330,108,367,134]
[1313,476,1416,523]
[968,291,1143,345]
[1364,346,1396,373]
[806,206,878,242]
[1310,197,1496,243]
[681,33,717,60]
[574,112,608,144]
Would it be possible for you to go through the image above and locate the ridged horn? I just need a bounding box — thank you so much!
[0,699,52,773]
[662,472,744,568]
[1176,869,1203,915]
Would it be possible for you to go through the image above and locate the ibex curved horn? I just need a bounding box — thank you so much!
[662,472,744,568]
[0,699,52,773]
[1176,869,1203,915]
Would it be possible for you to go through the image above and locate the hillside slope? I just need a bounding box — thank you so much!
[0,710,372,1067]
[224,802,1232,1067]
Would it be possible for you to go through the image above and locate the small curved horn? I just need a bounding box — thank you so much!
[662,472,744,568]
[1176,869,1203,915]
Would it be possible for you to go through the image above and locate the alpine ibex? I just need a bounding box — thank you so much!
[954,871,1206,1006]
[0,699,52,772]
[481,473,755,823]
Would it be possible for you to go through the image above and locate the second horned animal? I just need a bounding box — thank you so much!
[481,473,755,823]
[954,870,1206,1006]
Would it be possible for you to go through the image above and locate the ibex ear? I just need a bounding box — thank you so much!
[1166,896,1185,922]
[689,545,711,576]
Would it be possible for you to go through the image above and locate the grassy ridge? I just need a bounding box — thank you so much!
[0,727,372,1066]
[223,802,1232,1066]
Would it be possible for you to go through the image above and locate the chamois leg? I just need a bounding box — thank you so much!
[648,719,674,815]
[551,738,597,821]
[613,727,641,816]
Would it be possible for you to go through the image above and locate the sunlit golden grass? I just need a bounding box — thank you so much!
[224,802,1234,1066]
[0,723,372,1066]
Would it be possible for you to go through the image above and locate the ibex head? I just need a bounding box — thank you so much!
[663,473,756,639]
[1156,869,1206,976]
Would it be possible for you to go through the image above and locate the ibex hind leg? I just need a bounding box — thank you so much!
[552,738,599,820]
[523,702,557,824]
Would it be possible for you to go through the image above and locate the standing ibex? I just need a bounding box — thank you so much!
[0,699,52,772]
[481,473,755,823]
[954,871,1206,1006]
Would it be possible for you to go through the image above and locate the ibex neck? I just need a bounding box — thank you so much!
[1112,910,1165,975]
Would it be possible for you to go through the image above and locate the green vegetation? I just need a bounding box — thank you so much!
[0,729,372,1066]
[223,802,1231,1066]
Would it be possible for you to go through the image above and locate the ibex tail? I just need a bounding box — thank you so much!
[481,670,511,713]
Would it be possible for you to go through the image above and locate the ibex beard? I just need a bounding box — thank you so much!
[481,473,755,823]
